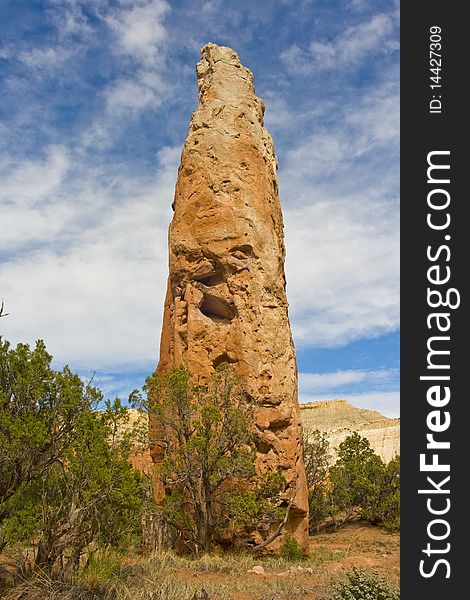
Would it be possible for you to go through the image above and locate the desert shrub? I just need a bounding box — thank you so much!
[0,338,100,525]
[330,567,399,600]
[0,337,152,573]
[2,401,150,573]
[329,434,384,522]
[279,533,305,562]
[376,456,400,531]
[302,431,400,533]
[329,434,400,531]
[142,364,288,552]
[308,485,331,532]
[303,430,331,533]
[80,549,124,586]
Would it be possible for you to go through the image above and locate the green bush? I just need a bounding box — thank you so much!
[331,568,399,600]
[308,485,330,534]
[80,549,124,585]
[303,432,400,533]
[279,533,305,562]
[143,364,288,552]
[329,433,400,531]
[303,430,331,534]
[0,337,152,573]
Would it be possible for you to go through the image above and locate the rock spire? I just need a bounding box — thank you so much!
[151,42,308,549]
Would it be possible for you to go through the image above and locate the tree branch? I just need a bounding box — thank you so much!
[0,299,9,318]
[249,498,293,554]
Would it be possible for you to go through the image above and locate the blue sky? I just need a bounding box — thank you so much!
[0,0,400,416]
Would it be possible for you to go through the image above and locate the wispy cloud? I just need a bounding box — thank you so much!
[104,0,170,67]
[18,47,74,70]
[0,145,179,369]
[49,0,94,38]
[99,0,172,117]
[0,145,70,211]
[201,0,223,13]
[1,0,399,408]
[104,75,168,114]
[285,195,399,346]
[281,11,398,74]
[280,79,399,348]
[299,368,398,393]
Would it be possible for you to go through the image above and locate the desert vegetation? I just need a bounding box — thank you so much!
[0,336,399,598]
[304,432,400,534]
[137,365,289,554]
[0,338,154,574]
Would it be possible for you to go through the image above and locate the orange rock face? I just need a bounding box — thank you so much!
[152,43,308,549]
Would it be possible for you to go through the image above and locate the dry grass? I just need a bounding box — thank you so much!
[1,524,399,600]
[0,552,323,600]
[1,571,317,600]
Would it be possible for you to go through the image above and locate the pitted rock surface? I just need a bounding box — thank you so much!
[151,43,308,549]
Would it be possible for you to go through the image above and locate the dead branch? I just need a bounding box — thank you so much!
[250,497,293,554]
[0,299,9,318]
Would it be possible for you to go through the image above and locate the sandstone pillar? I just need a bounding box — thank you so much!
[152,43,308,549]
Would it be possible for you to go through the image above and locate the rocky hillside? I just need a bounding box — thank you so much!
[300,400,400,463]
[122,399,399,471]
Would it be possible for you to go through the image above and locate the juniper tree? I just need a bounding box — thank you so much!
[145,364,286,552]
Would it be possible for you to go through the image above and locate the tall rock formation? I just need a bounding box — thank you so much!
[151,43,308,549]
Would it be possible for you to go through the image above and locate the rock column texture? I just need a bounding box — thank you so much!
[152,43,308,549]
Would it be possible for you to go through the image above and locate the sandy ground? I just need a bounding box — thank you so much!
[173,523,400,599]
[0,523,399,599]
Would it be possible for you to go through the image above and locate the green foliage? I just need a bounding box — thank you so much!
[0,337,152,571]
[304,430,330,487]
[0,338,101,516]
[147,364,287,552]
[329,434,400,530]
[279,533,305,562]
[80,549,124,585]
[302,432,400,533]
[308,486,330,533]
[303,430,331,533]
[3,396,150,572]
[329,433,383,521]
[372,456,400,531]
[228,471,286,530]
[330,568,399,600]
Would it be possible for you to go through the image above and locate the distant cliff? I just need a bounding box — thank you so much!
[300,400,400,463]
[122,399,399,471]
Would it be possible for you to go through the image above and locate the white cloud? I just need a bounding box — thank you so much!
[100,0,171,115]
[105,0,170,67]
[50,0,94,38]
[300,391,400,418]
[279,81,399,348]
[347,0,369,10]
[104,77,164,113]
[278,80,399,190]
[0,146,179,370]
[299,368,397,393]
[15,2,93,75]
[281,12,398,74]
[0,145,70,211]
[18,47,73,70]
[346,82,399,145]
[202,0,223,13]
[285,194,399,347]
